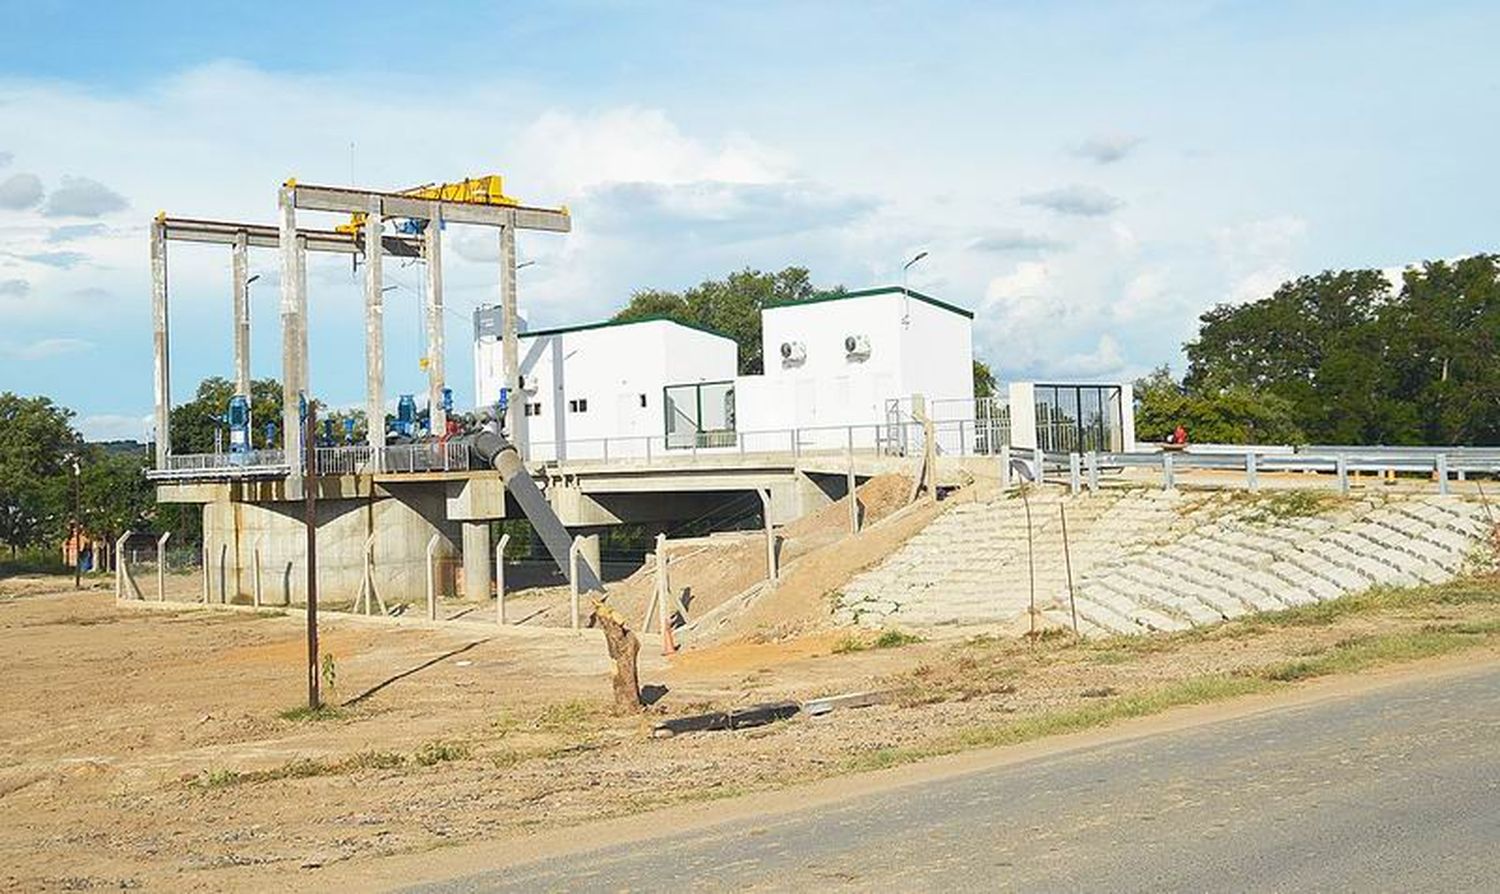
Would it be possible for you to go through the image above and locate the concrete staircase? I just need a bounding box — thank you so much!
[833,490,1494,637]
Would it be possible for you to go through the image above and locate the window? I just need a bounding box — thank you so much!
[568,398,589,413]
[525,402,542,417]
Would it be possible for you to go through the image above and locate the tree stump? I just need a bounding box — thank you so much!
[591,600,642,713]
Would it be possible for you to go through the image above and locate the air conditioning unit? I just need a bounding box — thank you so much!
[780,340,806,365]
[844,334,871,359]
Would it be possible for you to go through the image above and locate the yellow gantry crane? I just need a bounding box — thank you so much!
[335,175,523,237]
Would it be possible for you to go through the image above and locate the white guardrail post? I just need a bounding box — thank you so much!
[1246,452,1259,492]
[1336,455,1349,495]
[1436,454,1450,495]
[495,533,510,625]
[1162,451,1175,491]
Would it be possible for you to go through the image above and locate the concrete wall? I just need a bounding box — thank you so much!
[200,490,460,607]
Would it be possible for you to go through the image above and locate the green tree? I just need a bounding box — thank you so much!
[77,444,153,571]
[972,359,997,399]
[0,393,79,556]
[612,267,841,374]
[1134,366,1303,445]
[170,376,285,453]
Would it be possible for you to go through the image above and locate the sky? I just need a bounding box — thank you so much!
[0,0,1496,441]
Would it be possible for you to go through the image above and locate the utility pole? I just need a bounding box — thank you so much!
[303,400,320,711]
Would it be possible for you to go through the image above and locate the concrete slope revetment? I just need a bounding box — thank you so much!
[833,490,1495,637]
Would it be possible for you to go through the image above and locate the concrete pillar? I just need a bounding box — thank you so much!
[364,195,385,466]
[499,224,524,455]
[424,205,447,436]
[462,522,491,601]
[150,216,170,467]
[232,230,251,398]
[277,185,304,493]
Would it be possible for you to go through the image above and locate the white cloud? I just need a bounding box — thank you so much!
[1043,334,1126,378]
[76,413,152,442]
[0,278,28,297]
[1020,184,1124,217]
[3,336,92,360]
[967,229,1068,254]
[0,172,43,210]
[1072,134,1143,164]
[42,176,129,217]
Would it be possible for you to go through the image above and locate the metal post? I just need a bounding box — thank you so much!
[424,204,447,436]
[1336,455,1349,495]
[1246,452,1259,492]
[758,488,777,582]
[1068,452,1081,495]
[847,426,858,534]
[495,532,511,625]
[364,194,386,467]
[1086,451,1099,494]
[232,230,251,398]
[426,533,441,621]
[156,531,170,601]
[150,216,171,470]
[1436,454,1450,495]
[303,405,320,711]
[568,536,582,630]
[1162,451,1175,491]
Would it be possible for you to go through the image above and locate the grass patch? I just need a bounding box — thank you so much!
[189,768,242,789]
[1239,490,1338,524]
[414,740,470,766]
[831,634,867,654]
[277,704,348,723]
[1258,627,1494,682]
[530,699,605,733]
[834,629,923,654]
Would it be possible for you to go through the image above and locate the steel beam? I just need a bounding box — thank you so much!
[150,218,171,469]
[160,216,420,257]
[287,182,571,232]
[424,204,446,436]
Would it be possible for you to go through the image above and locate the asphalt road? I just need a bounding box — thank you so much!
[405,665,1500,893]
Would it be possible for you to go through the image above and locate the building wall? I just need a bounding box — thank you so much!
[497,319,736,460]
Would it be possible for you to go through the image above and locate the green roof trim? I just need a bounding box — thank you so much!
[763,286,975,320]
[520,314,738,342]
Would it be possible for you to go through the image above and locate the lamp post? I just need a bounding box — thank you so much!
[901,250,929,328]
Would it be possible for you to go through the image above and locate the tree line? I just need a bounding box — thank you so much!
[1136,255,1500,445]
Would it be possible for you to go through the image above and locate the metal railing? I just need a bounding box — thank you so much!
[150,449,289,480]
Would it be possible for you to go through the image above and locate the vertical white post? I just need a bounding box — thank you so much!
[252,537,263,608]
[758,488,777,582]
[499,224,523,456]
[1336,455,1349,495]
[1068,453,1081,495]
[232,230,251,399]
[999,444,1011,489]
[364,195,386,468]
[568,536,582,630]
[278,184,304,494]
[156,531,170,601]
[847,426,858,534]
[201,538,209,603]
[1086,451,1099,494]
[115,531,132,600]
[655,533,669,643]
[1246,452,1259,492]
[424,205,447,436]
[1032,447,1045,484]
[150,217,171,469]
[1436,454,1450,495]
[1162,451,1175,491]
[495,532,510,625]
[426,534,440,621]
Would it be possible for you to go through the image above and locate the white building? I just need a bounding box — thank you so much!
[474,313,737,461]
[473,285,1137,458]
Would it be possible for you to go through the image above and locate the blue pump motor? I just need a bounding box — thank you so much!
[227,395,251,456]
[395,394,417,438]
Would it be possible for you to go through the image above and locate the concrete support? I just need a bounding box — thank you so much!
[231,230,251,398]
[1436,455,1450,495]
[156,531,170,601]
[1247,452,1259,492]
[999,444,1011,489]
[759,488,777,582]
[846,428,858,534]
[364,195,385,465]
[426,534,441,621]
[1068,453,1081,495]
[278,185,305,494]
[499,224,523,455]
[150,218,170,468]
[462,521,491,601]
[1086,451,1099,494]
[424,205,447,436]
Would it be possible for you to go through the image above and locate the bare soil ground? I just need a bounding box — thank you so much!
[4,566,1500,892]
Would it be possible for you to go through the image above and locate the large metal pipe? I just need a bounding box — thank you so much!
[469,430,603,594]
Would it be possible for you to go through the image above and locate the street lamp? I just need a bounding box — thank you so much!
[901,250,929,328]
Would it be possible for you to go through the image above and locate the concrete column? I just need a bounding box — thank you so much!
[462,522,490,601]
[499,224,524,455]
[150,216,170,467]
[277,185,304,493]
[424,205,447,436]
[232,230,251,398]
[364,195,385,467]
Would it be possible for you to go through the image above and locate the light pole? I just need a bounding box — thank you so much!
[901,250,929,328]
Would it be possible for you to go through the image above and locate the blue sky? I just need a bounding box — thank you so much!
[0,1,1496,440]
